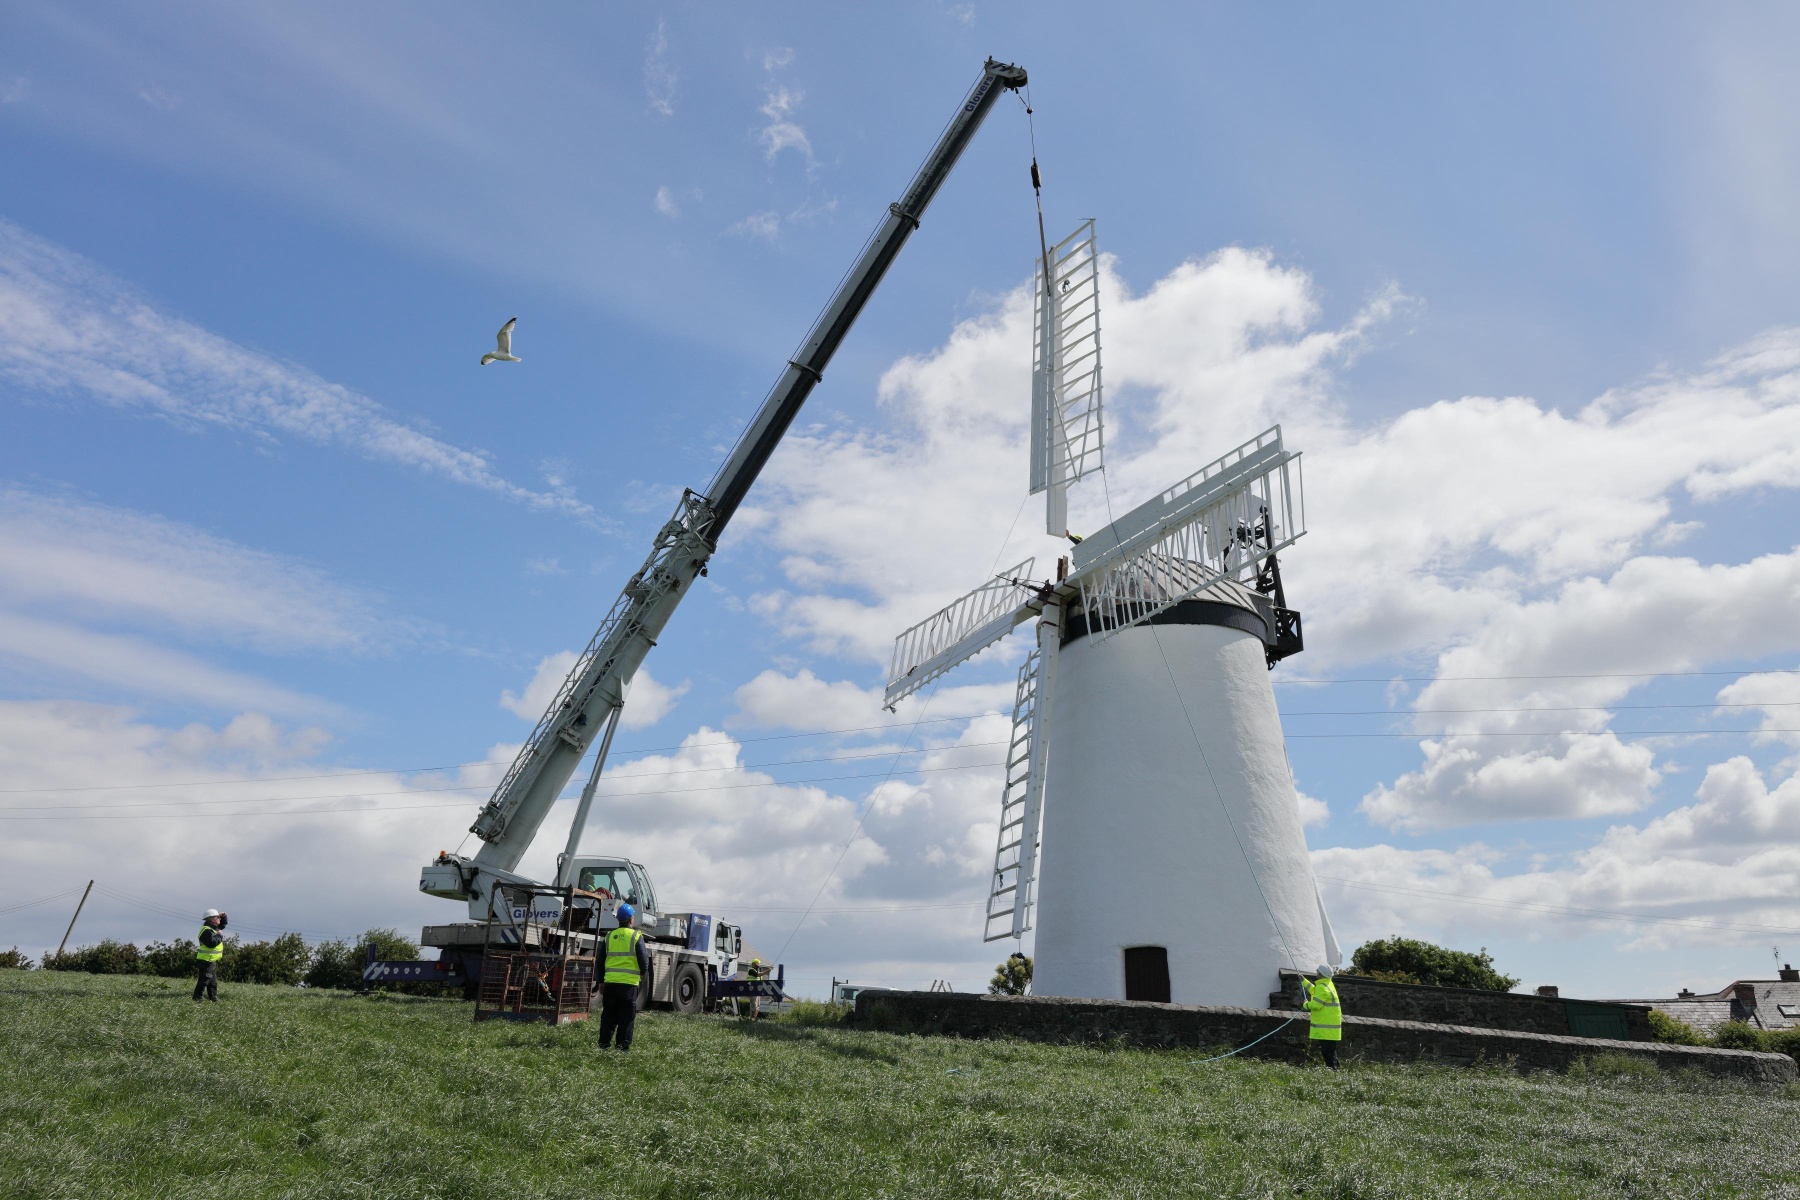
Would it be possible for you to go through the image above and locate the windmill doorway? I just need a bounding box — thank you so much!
[1123,946,1171,1003]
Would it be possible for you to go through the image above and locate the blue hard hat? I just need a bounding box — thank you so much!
[616,902,635,922]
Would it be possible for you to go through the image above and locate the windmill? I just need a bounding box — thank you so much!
[884,221,1340,1007]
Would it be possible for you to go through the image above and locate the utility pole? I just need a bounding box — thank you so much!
[55,880,94,960]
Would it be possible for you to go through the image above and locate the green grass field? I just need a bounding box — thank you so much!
[3,972,1797,1199]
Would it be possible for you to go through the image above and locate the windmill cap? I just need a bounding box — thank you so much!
[203,909,221,918]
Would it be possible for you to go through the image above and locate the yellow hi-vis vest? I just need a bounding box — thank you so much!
[1304,977,1341,1041]
[195,927,223,963]
[603,926,643,985]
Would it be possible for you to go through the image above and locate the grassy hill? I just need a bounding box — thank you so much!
[3,972,1797,1199]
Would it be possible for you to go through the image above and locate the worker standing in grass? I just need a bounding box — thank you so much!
[1304,964,1342,1069]
[739,956,771,1019]
[598,903,649,1052]
[193,909,226,1004]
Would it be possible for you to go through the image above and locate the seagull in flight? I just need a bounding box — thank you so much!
[480,317,520,365]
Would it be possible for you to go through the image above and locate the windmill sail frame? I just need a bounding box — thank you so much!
[1031,219,1105,535]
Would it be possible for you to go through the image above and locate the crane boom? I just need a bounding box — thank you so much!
[422,58,1028,914]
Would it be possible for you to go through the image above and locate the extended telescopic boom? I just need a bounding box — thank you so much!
[422,59,1028,915]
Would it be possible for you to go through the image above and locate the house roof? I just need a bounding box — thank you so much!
[1607,978,1800,1034]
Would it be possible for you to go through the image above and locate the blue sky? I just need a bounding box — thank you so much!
[4,2,1800,998]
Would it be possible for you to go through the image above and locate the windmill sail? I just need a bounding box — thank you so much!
[984,617,1058,942]
[1066,426,1304,642]
[885,559,1038,709]
[1031,220,1105,535]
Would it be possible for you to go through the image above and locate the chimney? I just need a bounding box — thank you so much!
[1781,964,1799,983]
[1733,982,1757,1008]
[1677,989,1695,998]
[1535,985,1559,999]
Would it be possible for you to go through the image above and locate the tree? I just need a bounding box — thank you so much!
[0,946,33,970]
[304,929,425,991]
[219,933,310,986]
[1348,936,1519,991]
[989,953,1033,996]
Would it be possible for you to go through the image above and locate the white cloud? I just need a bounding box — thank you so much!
[138,84,181,111]
[0,220,588,517]
[621,670,689,731]
[0,487,377,652]
[757,85,813,167]
[644,19,678,117]
[729,211,781,243]
[0,486,383,713]
[762,48,795,72]
[1319,757,1800,955]
[1297,789,1330,827]
[501,653,686,731]
[741,247,1379,665]
[731,667,1013,733]
[654,186,680,218]
[0,76,25,104]
[0,700,474,952]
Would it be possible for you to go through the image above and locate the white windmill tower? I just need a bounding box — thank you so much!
[885,221,1340,1007]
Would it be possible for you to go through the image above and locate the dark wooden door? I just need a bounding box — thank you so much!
[1124,946,1171,1003]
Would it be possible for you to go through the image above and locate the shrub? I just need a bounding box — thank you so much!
[218,933,309,986]
[1348,936,1519,991]
[779,1000,850,1027]
[304,939,362,990]
[0,946,32,970]
[139,939,199,978]
[1647,1009,1706,1046]
[43,940,142,974]
[1709,1020,1768,1052]
[1766,1028,1800,1067]
[989,953,1033,996]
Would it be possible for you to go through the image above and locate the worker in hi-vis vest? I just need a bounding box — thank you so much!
[193,909,227,1003]
[1304,964,1342,1069]
[598,903,650,1052]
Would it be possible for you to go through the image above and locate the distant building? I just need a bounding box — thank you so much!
[1611,964,1800,1035]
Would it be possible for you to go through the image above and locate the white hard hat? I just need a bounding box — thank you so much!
[1315,964,1334,977]
[204,909,221,918]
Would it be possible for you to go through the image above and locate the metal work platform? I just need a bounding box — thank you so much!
[472,883,602,1025]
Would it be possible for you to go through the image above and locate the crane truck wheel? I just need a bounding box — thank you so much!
[673,963,705,1015]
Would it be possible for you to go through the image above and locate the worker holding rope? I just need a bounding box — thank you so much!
[1304,965,1343,1069]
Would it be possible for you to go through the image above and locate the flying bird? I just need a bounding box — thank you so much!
[480,317,520,365]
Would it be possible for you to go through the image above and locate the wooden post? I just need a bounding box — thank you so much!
[55,880,94,960]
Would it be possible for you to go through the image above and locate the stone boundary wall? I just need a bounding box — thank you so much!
[852,990,1796,1085]
[1268,970,1654,1040]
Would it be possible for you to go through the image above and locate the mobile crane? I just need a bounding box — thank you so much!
[379,58,1031,1009]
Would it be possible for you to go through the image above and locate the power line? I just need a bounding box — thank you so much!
[0,759,1011,820]
[1277,668,1800,685]
[1285,728,1800,739]
[0,725,1009,797]
[0,744,1009,812]
[10,687,1797,799]
[1282,701,1800,717]
[1316,876,1800,935]
[0,885,87,919]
